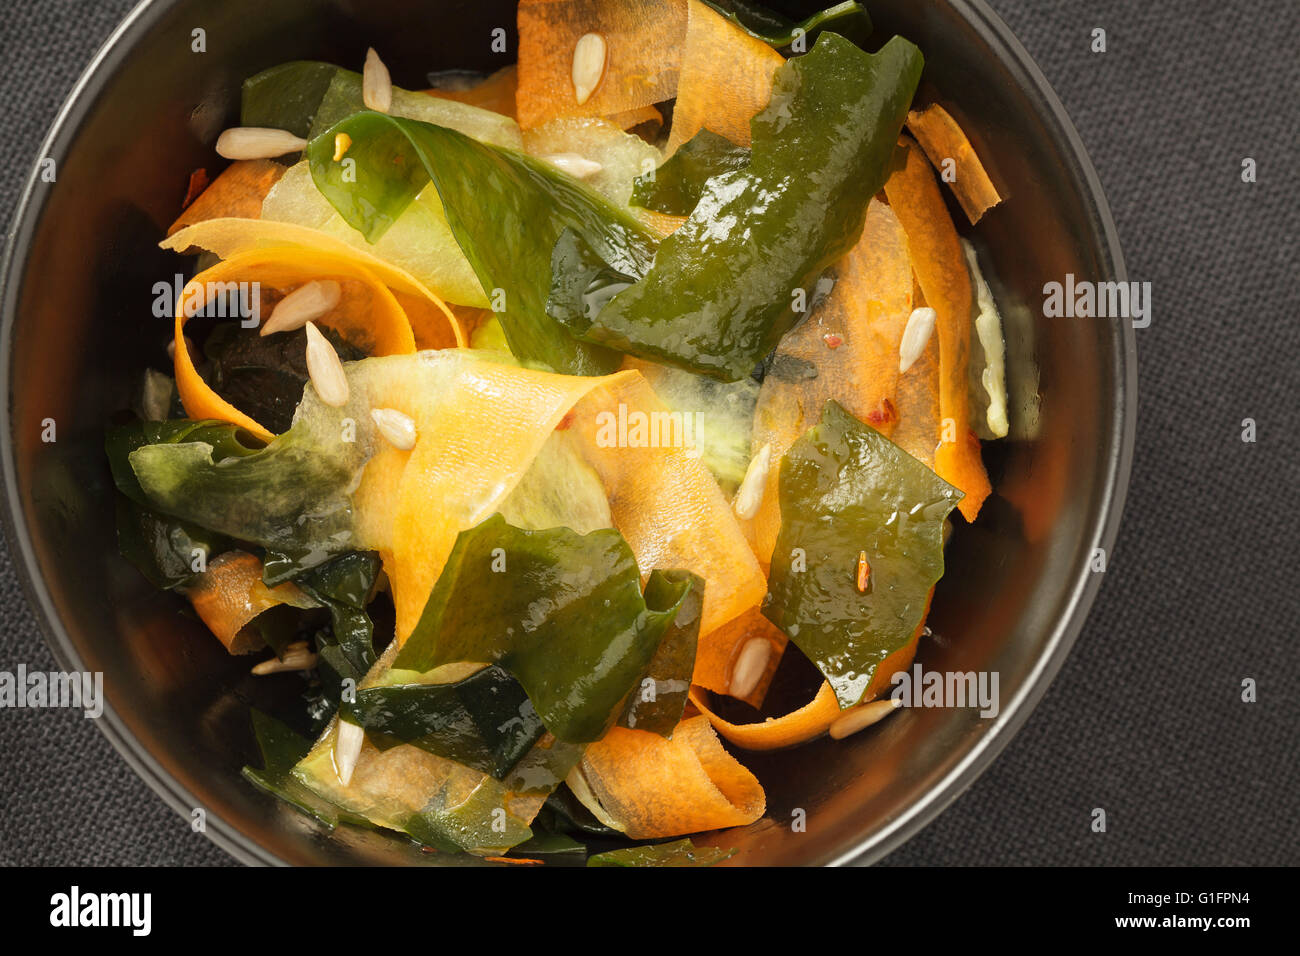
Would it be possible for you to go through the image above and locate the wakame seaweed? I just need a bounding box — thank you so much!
[764,401,962,708]
[551,33,923,381]
[394,515,696,743]
[343,665,545,779]
[306,113,656,375]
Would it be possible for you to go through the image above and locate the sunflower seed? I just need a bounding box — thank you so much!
[571,32,607,105]
[334,719,365,786]
[304,320,350,407]
[898,307,937,373]
[542,152,604,178]
[371,407,417,450]
[251,641,318,675]
[363,47,393,113]
[729,637,772,699]
[261,280,342,336]
[215,127,307,160]
[829,698,902,740]
[732,442,772,521]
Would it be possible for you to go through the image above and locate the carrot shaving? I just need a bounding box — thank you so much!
[185,551,312,654]
[356,361,764,646]
[906,103,1003,224]
[425,66,519,119]
[666,0,784,153]
[750,199,916,563]
[515,0,688,130]
[167,160,284,237]
[883,140,991,521]
[573,715,765,839]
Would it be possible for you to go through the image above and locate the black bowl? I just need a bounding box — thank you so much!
[0,0,1135,865]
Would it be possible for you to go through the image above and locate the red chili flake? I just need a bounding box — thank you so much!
[823,333,844,349]
[181,168,210,210]
[866,398,897,427]
[856,551,871,592]
[555,411,576,431]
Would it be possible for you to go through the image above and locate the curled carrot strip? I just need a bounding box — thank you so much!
[171,247,416,441]
[690,593,932,750]
[906,104,1004,225]
[185,551,312,654]
[572,715,765,839]
[883,140,991,521]
[163,219,465,350]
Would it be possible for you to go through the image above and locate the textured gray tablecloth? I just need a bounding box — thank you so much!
[1,0,1296,867]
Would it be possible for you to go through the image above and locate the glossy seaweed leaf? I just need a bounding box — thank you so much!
[106,418,262,507]
[552,33,923,381]
[114,495,234,591]
[587,838,735,867]
[702,1,872,50]
[292,551,381,675]
[123,390,374,566]
[241,61,341,138]
[241,709,362,829]
[342,665,546,779]
[618,570,703,736]
[630,129,750,217]
[241,61,521,146]
[763,401,963,708]
[393,514,695,743]
[305,112,656,375]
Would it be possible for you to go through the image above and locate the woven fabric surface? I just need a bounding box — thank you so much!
[0,0,1296,867]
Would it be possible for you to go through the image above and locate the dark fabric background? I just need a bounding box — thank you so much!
[1,0,1296,867]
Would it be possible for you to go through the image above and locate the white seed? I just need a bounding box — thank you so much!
[571,32,607,105]
[370,407,417,450]
[304,321,350,407]
[729,637,772,699]
[260,280,342,336]
[334,719,365,786]
[215,127,307,160]
[732,442,772,521]
[363,47,393,113]
[251,641,318,675]
[898,307,937,373]
[829,698,903,740]
[542,152,604,179]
